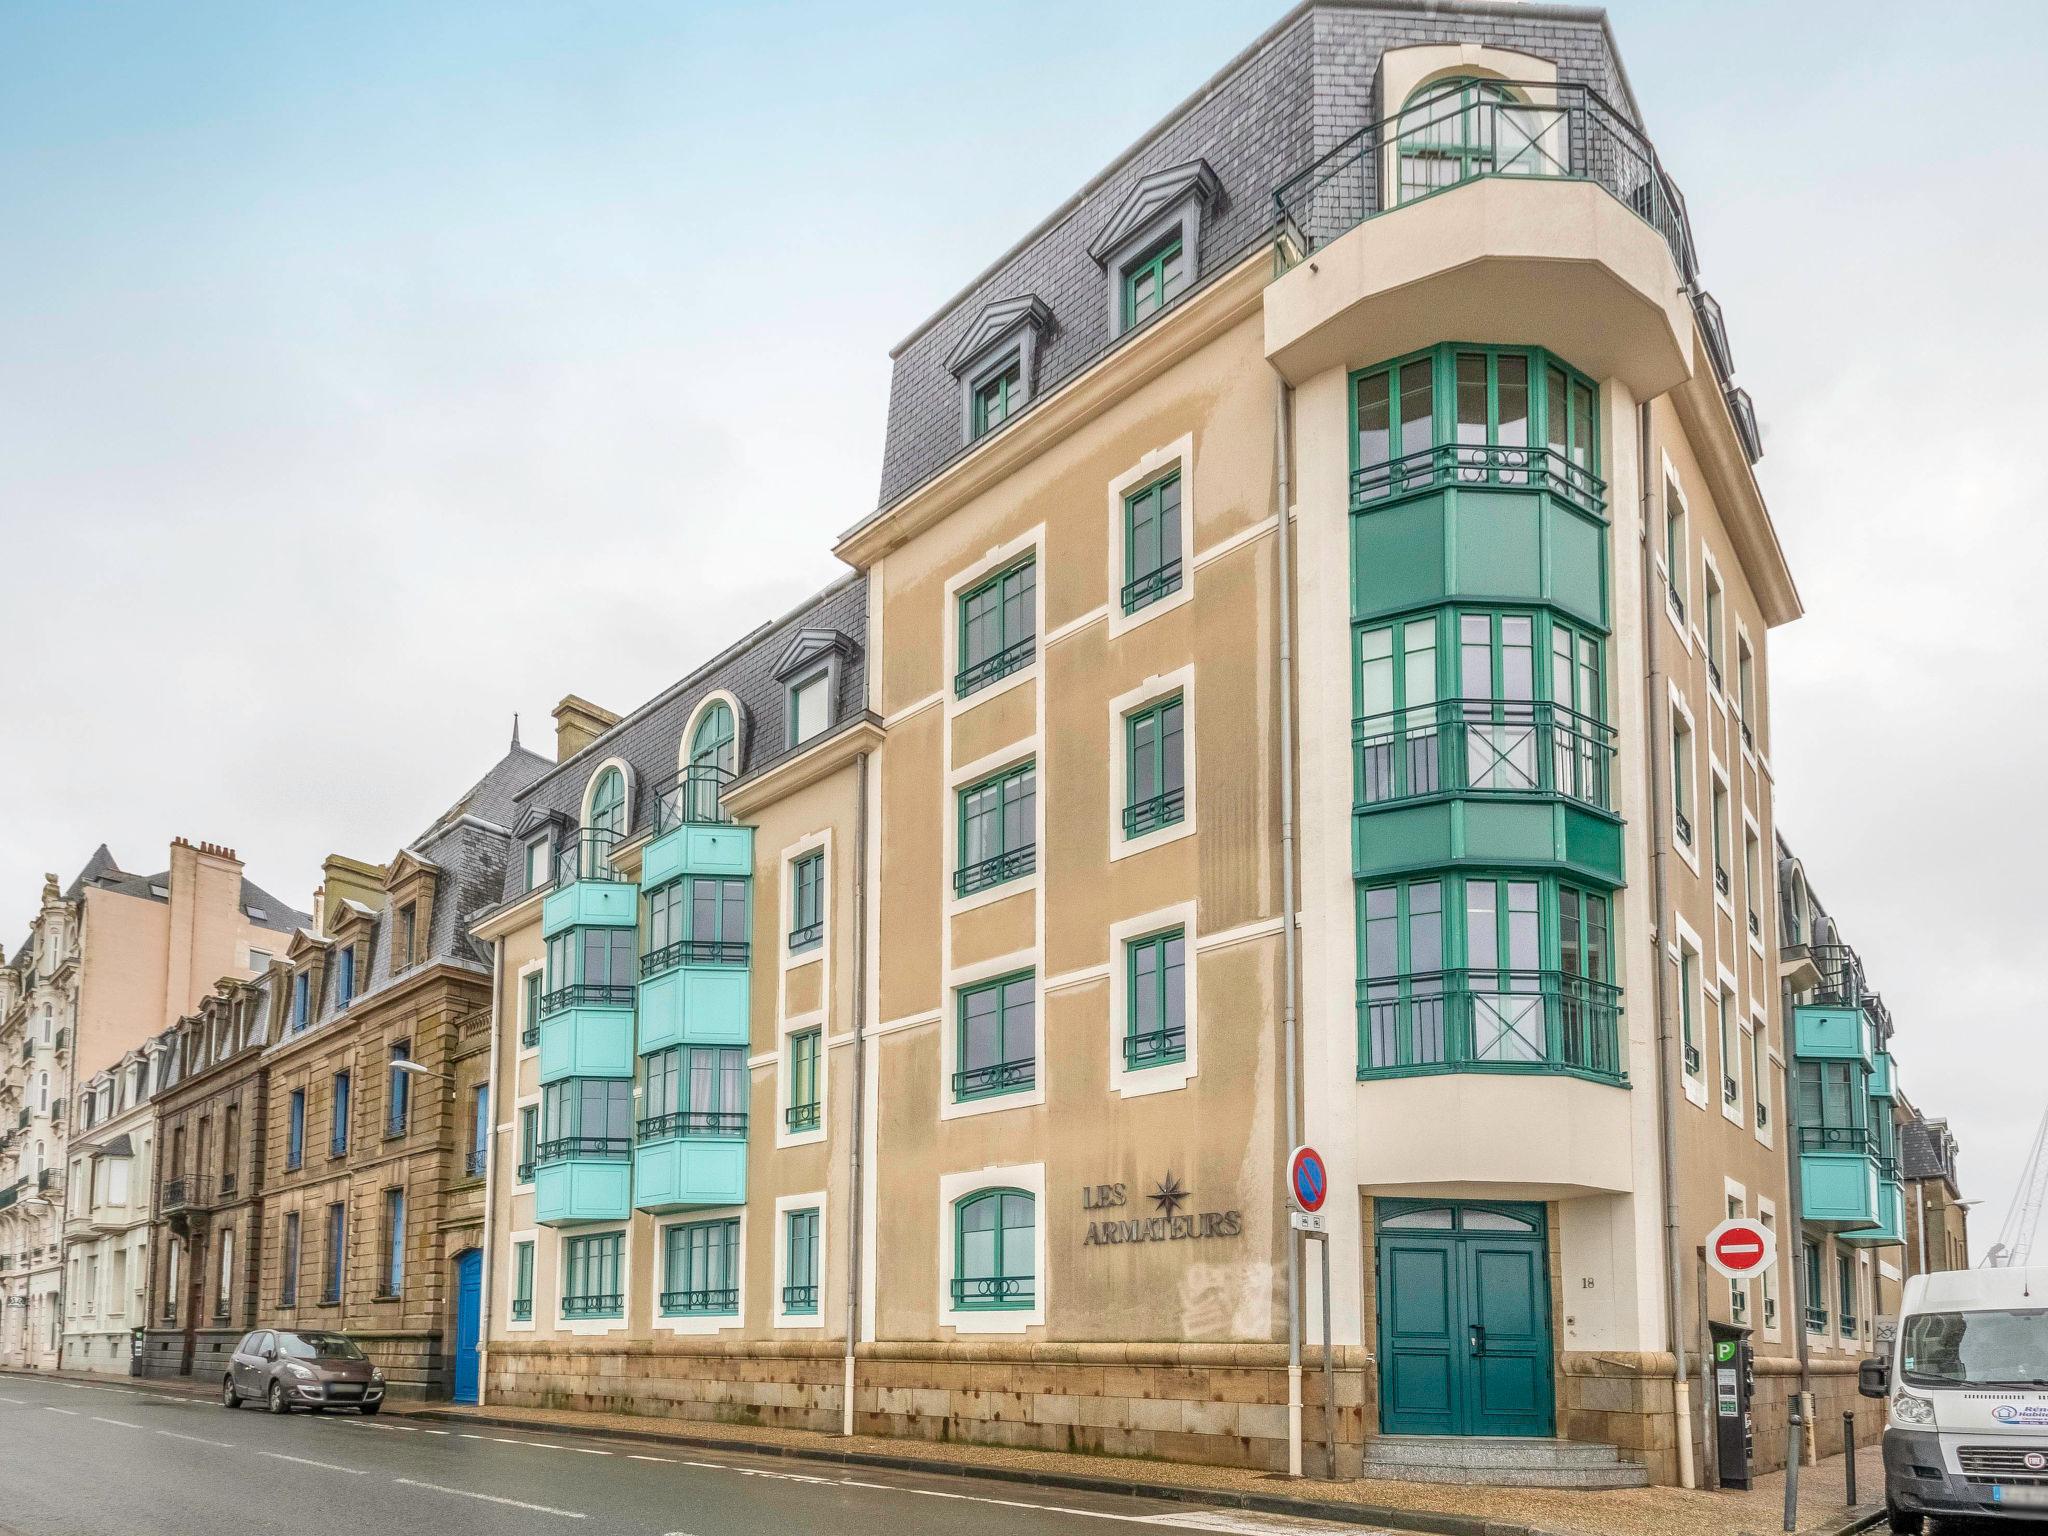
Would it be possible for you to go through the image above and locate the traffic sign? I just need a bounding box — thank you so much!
[1290,1209,1327,1233]
[1286,1145,1328,1214]
[1705,1217,1777,1280]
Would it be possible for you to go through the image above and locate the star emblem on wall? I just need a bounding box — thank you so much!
[1151,1172,1189,1217]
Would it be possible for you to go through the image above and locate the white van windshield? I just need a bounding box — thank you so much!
[1903,1308,2048,1388]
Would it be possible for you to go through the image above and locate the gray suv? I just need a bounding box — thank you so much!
[222,1329,386,1414]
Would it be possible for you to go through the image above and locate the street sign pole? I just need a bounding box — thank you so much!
[1286,1149,1337,1480]
[1321,1226,1336,1480]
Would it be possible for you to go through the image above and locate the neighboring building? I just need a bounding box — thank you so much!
[0,841,301,1371]
[1899,1105,1968,1278]
[141,971,286,1380]
[257,737,548,1400]
[58,1040,166,1374]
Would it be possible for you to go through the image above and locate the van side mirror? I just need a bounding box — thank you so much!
[1858,1357,1890,1398]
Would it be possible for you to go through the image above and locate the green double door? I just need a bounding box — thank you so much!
[1376,1201,1553,1438]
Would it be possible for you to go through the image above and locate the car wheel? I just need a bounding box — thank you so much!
[267,1380,290,1415]
[1886,1498,1924,1534]
[360,1402,381,1416]
[221,1375,240,1409]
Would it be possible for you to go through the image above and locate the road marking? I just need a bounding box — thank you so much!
[421,1428,450,1435]
[1135,1515,1367,1535]
[90,1416,142,1428]
[567,1446,610,1455]
[44,1407,79,1416]
[628,1454,674,1463]
[391,1478,586,1519]
[0,1396,26,1404]
[158,1430,234,1448]
[260,1451,367,1475]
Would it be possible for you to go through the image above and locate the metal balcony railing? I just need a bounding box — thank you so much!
[651,764,735,834]
[781,1283,818,1312]
[1121,559,1183,616]
[787,921,822,953]
[1122,789,1186,839]
[784,1102,820,1132]
[636,1111,746,1141]
[555,828,624,885]
[660,1287,737,1315]
[1358,969,1625,1082]
[954,845,1035,898]
[161,1174,215,1212]
[955,637,1034,698]
[1272,79,1694,279]
[950,1274,1035,1309]
[539,982,634,1018]
[640,939,748,979]
[534,1135,630,1164]
[1809,942,1868,1008]
[562,1293,622,1319]
[1354,700,1615,813]
[1674,807,1694,846]
[1123,1026,1187,1070]
[1351,441,1605,516]
[463,1147,487,1178]
[953,1056,1036,1100]
[1799,1125,1874,1155]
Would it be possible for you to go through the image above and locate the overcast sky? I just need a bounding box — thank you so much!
[2,1,2040,1259]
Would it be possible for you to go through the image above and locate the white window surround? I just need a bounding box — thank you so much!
[680,689,748,775]
[1701,550,1728,697]
[942,526,1043,721]
[938,947,1044,1124]
[554,1223,631,1338]
[1757,1197,1781,1341]
[505,1227,538,1333]
[1658,454,1695,656]
[515,960,544,1060]
[1108,664,1197,864]
[1753,1011,1775,1149]
[946,741,1041,918]
[1719,969,1744,1128]
[1668,683,1700,877]
[579,755,636,835]
[787,667,833,748]
[938,1161,1046,1335]
[1668,914,1708,1109]
[653,1210,746,1337]
[776,1010,828,1151]
[1105,434,1197,639]
[1723,1178,1751,1320]
[780,828,832,974]
[1107,901,1198,1099]
[772,1190,827,1330]
[1708,758,1733,916]
[513,1091,539,1189]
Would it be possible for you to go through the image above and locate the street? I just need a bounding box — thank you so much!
[0,1374,1365,1536]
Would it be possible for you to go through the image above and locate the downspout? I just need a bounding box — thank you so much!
[1273,370,1305,1478]
[1783,975,1811,1407]
[476,934,503,1406]
[1639,398,1696,1490]
[842,749,871,1436]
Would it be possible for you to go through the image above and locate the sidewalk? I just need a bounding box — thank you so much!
[4,1367,1882,1536]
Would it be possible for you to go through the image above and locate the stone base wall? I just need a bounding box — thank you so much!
[349,1329,446,1400]
[141,1326,242,1381]
[488,1340,1372,1474]
[59,1330,138,1376]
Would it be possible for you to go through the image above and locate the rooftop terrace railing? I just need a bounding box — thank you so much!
[1272,79,1695,281]
[651,764,735,835]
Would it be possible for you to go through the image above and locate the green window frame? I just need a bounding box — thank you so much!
[538,1078,633,1162]
[1664,479,1688,622]
[1717,987,1737,1105]
[1122,469,1183,615]
[563,1231,623,1319]
[956,556,1036,696]
[1671,707,1693,846]
[1124,928,1187,1070]
[516,1104,536,1184]
[956,761,1035,896]
[955,971,1035,1101]
[521,970,542,1048]
[1795,1059,1869,1146]
[1351,344,1600,510]
[1678,949,1698,1075]
[661,1218,739,1315]
[783,1207,820,1315]
[511,1239,534,1321]
[645,876,748,973]
[1837,1253,1857,1335]
[789,851,824,952]
[1123,694,1185,838]
[785,1027,821,1132]
[1121,231,1185,332]
[587,766,626,839]
[640,1045,746,1138]
[971,356,1021,439]
[953,1188,1034,1310]
[1803,1238,1827,1332]
[1395,76,1526,203]
[543,927,635,1013]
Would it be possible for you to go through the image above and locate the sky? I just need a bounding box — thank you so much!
[2,1,2042,1258]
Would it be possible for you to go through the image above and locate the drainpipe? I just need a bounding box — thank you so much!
[476,934,503,1406]
[1782,975,1811,1411]
[1273,370,1305,1478]
[1639,398,1696,1490]
[842,749,871,1437]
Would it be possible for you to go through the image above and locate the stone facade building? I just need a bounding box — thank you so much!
[58,1039,167,1374]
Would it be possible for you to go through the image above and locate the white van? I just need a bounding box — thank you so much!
[1862,1267,2048,1531]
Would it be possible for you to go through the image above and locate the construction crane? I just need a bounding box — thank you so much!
[1985,1103,2048,1267]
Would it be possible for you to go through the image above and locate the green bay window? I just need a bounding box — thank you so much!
[640,1045,746,1139]
[562,1231,623,1319]
[1795,1058,1869,1152]
[1125,928,1187,1069]
[643,876,748,975]
[785,1027,821,1132]
[1121,232,1184,331]
[783,1207,820,1314]
[1124,694,1185,837]
[1122,469,1183,614]
[956,971,1034,1101]
[956,762,1035,896]
[956,557,1035,696]
[954,1188,1034,1310]
[538,1078,633,1163]
[971,357,1021,440]
[789,851,823,952]
[662,1218,739,1315]
[544,926,634,1014]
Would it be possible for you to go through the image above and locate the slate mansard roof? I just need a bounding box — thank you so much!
[869,0,1631,513]
[60,842,310,934]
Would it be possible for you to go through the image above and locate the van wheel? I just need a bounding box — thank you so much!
[221,1376,240,1409]
[1886,1499,1923,1534]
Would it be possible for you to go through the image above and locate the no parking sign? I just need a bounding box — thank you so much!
[1286,1145,1328,1214]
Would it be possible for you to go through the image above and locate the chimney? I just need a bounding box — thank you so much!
[553,694,620,763]
[319,855,389,929]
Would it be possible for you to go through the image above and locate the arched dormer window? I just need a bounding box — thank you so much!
[677,699,738,827]
[569,761,631,879]
[1395,76,1552,206]
[588,766,626,836]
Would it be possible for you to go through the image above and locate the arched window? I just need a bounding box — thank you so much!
[691,702,736,776]
[1396,76,1552,205]
[953,1188,1035,1310]
[588,766,626,836]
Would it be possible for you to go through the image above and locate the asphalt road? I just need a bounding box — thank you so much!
[0,1373,1364,1536]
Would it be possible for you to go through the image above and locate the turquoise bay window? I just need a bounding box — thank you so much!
[1123,470,1183,615]
[662,1219,739,1315]
[956,972,1034,1101]
[539,1078,633,1163]
[1125,928,1186,1069]
[643,876,749,976]
[1124,695,1185,838]
[783,1207,820,1315]
[954,1189,1034,1309]
[957,762,1035,896]
[640,1045,747,1139]
[956,557,1035,696]
[545,926,636,1014]
[1121,232,1185,331]
[562,1231,623,1319]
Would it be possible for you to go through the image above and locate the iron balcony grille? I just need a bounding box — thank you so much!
[540,982,634,1018]
[1123,788,1186,839]
[1121,559,1183,616]
[555,828,624,885]
[1354,700,1615,813]
[535,1135,630,1164]
[464,1147,487,1177]
[562,1293,622,1319]
[1357,969,1626,1083]
[1674,808,1694,846]
[1798,1126,1873,1154]
[951,1275,1034,1309]
[1741,720,1755,751]
[1683,1042,1702,1076]
[781,1283,818,1313]
[1809,943,1868,1008]
[1124,1026,1187,1070]
[640,939,749,979]
[219,1170,237,1196]
[521,1023,539,1048]
[1723,1075,1738,1105]
[784,1103,820,1132]
[1757,1099,1769,1130]
[1670,589,1688,627]
[954,845,1035,898]
[661,1287,737,1316]
[651,763,735,834]
[1350,442,1604,517]
[955,637,1034,698]
[1841,1311,1858,1335]
[1707,659,1723,693]
[788,922,822,953]
[516,1161,533,1184]
[953,1057,1036,1100]
[1806,1305,1828,1332]
[1731,1291,1747,1320]
[510,1298,532,1321]
[1271,79,1695,279]
[1748,910,1761,938]
[1715,865,1731,897]
[637,1111,747,1140]
[1763,1297,1777,1327]
[161,1174,215,1212]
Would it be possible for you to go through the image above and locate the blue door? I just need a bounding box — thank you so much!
[452,1248,482,1404]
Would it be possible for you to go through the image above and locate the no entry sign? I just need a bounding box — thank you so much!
[1287,1145,1328,1214]
[1705,1217,1777,1280]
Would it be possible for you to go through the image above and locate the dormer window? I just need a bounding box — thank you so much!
[772,628,856,751]
[1090,158,1219,339]
[291,971,311,1032]
[971,358,1022,439]
[790,671,832,747]
[524,835,551,893]
[397,904,418,970]
[947,295,1051,446]
[1121,231,1185,331]
[336,945,357,1008]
